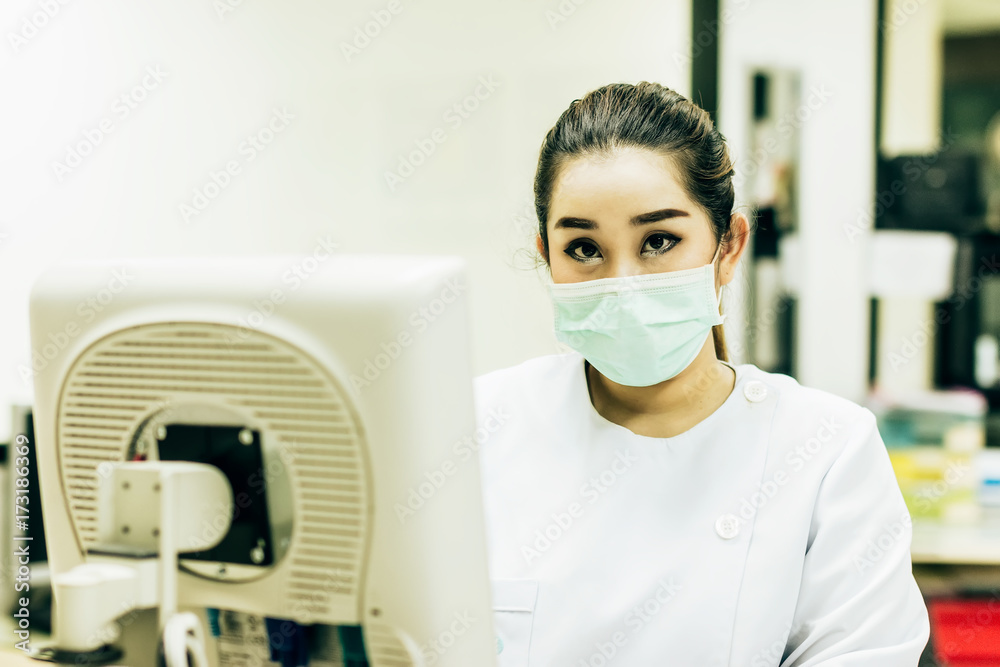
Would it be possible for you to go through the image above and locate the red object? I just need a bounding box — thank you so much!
[929,598,1000,666]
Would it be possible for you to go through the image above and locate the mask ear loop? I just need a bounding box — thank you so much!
[709,240,723,267]
[710,241,726,323]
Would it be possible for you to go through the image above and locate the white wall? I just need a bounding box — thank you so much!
[882,0,943,156]
[942,0,1000,34]
[0,0,691,437]
[719,0,879,401]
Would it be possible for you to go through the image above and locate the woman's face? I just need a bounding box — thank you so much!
[543,147,722,285]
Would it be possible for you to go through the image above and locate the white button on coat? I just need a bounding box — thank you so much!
[715,513,740,539]
[743,380,768,402]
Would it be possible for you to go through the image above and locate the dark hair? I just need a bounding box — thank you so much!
[533,81,738,361]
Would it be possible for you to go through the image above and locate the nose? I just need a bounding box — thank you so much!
[606,256,644,280]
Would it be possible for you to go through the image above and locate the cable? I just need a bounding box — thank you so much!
[162,612,210,667]
[205,608,221,638]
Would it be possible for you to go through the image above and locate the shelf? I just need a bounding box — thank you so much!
[912,508,1000,565]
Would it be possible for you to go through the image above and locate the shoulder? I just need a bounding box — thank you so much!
[738,364,880,458]
[474,351,582,404]
[742,364,874,423]
[471,352,585,459]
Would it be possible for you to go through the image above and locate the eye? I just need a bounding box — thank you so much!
[641,232,679,256]
[565,239,602,263]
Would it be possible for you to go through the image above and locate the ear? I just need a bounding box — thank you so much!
[536,234,548,262]
[718,212,750,287]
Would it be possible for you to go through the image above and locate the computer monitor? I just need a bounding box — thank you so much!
[27,254,497,666]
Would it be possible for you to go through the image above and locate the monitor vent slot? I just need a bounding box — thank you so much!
[56,321,371,620]
[365,622,421,667]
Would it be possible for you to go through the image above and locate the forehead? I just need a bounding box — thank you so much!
[549,147,695,215]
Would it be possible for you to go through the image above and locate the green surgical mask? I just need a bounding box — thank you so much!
[548,246,725,387]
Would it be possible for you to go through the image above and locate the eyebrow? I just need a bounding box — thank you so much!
[553,208,690,230]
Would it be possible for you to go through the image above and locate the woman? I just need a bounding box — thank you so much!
[475,82,929,666]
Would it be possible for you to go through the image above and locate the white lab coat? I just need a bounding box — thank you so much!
[473,351,930,666]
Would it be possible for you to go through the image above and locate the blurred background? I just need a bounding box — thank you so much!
[1,0,999,663]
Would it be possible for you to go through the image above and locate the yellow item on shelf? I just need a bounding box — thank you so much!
[888,447,981,523]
